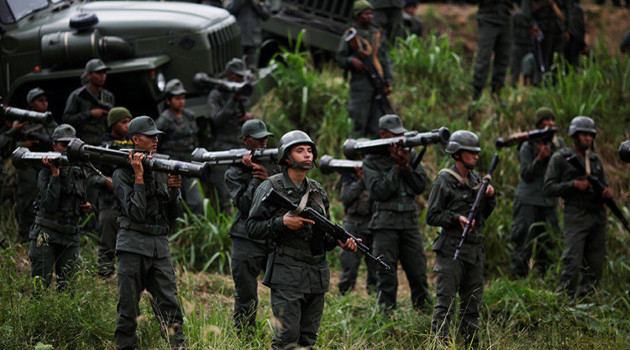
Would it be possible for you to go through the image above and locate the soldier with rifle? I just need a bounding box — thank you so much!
[207,58,253,213]
[336,0,393,138]
[362,114,431,312]
[62,58,116,146]
[509,107,565,278]
[544,116,613,299]
[246,130,357,349]
[112,116,187,349]
[28,124,92,295]
[15,88,57,243]
[224,119,279,336]
[426,130,496,348]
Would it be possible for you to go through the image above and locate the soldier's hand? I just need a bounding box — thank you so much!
[537,143,552,161]
[390,144,409,169]
[485,184,495,197]
[42,156,60,177]
[338,238,359,252]
[91,108,108,118]
[573,178,591,191]
[459,215,475,230]
[242,152,254,167]
[251,162,269,180]
[80,201,92,214]
[105,177,114,191]
[351,57,366,72]
[283,215,315,230]
[239,112,253,123]
[168,174,182,189]
[12,121,28,131]
[602,186,613,199]
[129,150,145,183]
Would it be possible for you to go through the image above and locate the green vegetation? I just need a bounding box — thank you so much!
[1,31,630,349]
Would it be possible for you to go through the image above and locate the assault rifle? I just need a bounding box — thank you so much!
[0,104,53,124]
[566,154,630,234]
[454,154,499,261]
[66,139,210,178]
[262,188,391,271]
[343,27,394,115]
[343,127,451,160]
[495,126,558,148]
[191,147,278,165]
[192,72,254,96]
[11,147,69,169]
[319,155,362,175]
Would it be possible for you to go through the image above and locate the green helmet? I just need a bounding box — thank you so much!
[619,140,630,163]
[445,130,481,154]
[353,0,373,18]
[567,116,596,137]
[277,130,317,167]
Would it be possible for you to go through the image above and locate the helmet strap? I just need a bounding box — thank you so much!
[286,155,314,170]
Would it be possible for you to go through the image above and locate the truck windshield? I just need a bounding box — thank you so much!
[1,0,49,24]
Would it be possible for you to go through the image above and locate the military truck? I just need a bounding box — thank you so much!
[0,0,245,119]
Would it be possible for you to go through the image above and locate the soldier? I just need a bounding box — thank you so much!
[426,130,496,347]
[369,0,404,43]
[362,114,431,311]
[15,88,57,243]
[402,0,423,38]
[29,124,91,294]
[156,79,204,215]
[510,107,565,278]
[544,116,612,299]
[336,0,393,137]
[112,116,187,349]
[207,58,253,212]
[93,107,133,278]
[224,119,278,335]
[510,11,535,86]
[62,58,116,145]
[522,0,575,75]
[337,164,377,295]
[471,0,515,100]
[246,130,357,349]
[223,0,271,68]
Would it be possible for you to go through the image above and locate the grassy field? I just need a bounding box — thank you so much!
[1,21,630,350]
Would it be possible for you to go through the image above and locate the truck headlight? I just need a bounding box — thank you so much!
[156,72,166,91]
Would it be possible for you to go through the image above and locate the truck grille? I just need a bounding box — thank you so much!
[207,16,242,75]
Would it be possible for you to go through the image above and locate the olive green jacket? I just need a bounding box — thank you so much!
[156,109,198,161]
[362,151,427,230]
[207,89,248,149]
[514,136,565,207]
[62,86,115,145]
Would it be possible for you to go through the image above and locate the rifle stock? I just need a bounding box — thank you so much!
[261,188,391,270]
[454,154,500,261]
[343,127,450,159]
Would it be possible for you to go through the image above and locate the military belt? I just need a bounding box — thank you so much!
[277,246,326,264]
[375,201,417,212]
[119,219,169,236]
[34,216,80,235]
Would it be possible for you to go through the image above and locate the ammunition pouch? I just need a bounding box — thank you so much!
[277,246,326,265]
[119,219,169,236]
[35,216,80,235]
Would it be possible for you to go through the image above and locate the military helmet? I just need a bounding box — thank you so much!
[164,78,187,96]
[535,107,555,126]
[108,107,133,127]
[128,116,163,136]
[445,130,481,154]
[619,140,630,163]
[225,58,249,77]
[567,116,596,137]
[277,130,317,165]
[26,87,46,104]
[353,0,373,18]
[52,124,76,142]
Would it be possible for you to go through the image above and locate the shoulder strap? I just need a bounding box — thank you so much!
[438,168,489,190]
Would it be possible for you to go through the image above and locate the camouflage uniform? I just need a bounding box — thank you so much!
[156,108,204,215]
[544,147,607,297]
[336,25,392,137]
[337,172,377,294]
[223,0,271,68]
[472,0,515,99]
[362,150,430,310]
[113,117,186,349]
[510,135,565,277]
[247,169,337,349]
[426,164,496,343]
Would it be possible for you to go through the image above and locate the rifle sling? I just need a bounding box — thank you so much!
[439,169,490,190]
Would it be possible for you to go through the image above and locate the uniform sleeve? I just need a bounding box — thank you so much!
[166,185,184,221]
[113,168,149,222]
[38,168,61,212]
[479,184,497,221]
[425,174,460,228]
[543,152,575,197]
[340,177,364,207]
[62,91,91,127]
[225,166,260,215]
[401,154,427,195]
[208,89,241,125]
[335,34,356,71]
[246,180,286,239]
[363,156,401,201]
[519,142,547,183]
